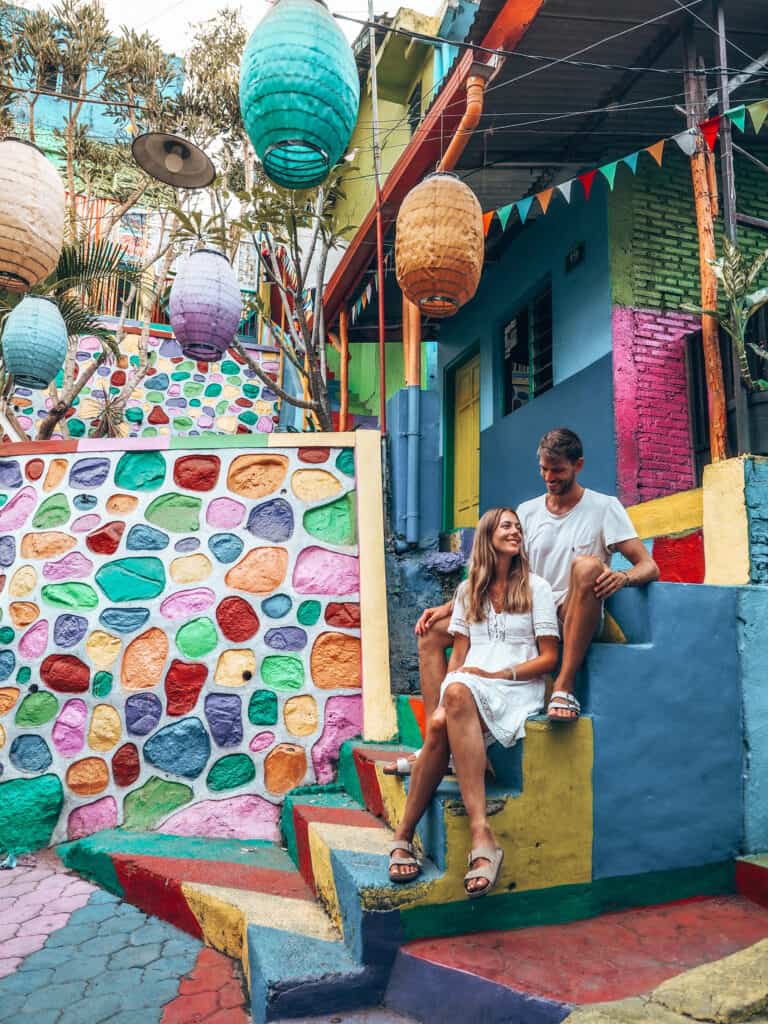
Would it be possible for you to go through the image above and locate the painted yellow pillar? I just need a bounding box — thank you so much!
[703,457,750,584]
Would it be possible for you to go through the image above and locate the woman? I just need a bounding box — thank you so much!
[388,507,560,898]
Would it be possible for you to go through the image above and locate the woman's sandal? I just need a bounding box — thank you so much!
[388,840,422,883]
[547,690,581,722]
[464,846,504,899]
[382,749,421,776]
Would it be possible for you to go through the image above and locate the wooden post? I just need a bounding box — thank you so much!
[339,308,350,432]
[684,27,728,462]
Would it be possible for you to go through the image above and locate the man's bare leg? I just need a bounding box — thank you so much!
[550,555,604,721]
[418,615,452,720]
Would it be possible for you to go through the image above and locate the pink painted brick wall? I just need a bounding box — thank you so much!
[613,307,698,505]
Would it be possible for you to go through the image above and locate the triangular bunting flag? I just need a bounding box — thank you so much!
[579,169,598,201]
[749,100,768,134]
[517,196,534,224]
[672,129,698,156]
[699,115,721,151]
[537,188,554,215]
[725,105,747,132]
[646,139,665,166]
[599,161,619,189]
[623,152,640,174]
[361,292,367,310]
[557,180,574,204]
[482,210,495,236]
[497,203,514,231]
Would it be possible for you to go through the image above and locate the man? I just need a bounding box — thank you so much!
[387,428,658,774]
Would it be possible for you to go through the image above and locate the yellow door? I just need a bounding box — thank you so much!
[453,354,480,528]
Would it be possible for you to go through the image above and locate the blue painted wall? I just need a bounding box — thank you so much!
[746,457,768,584]
[387,388,442,548]
[738,585,768,853]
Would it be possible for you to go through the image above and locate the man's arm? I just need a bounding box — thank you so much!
[593,538,659,600]
[414,600,453,636]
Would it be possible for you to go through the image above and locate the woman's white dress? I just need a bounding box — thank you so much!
[440,574,559,747]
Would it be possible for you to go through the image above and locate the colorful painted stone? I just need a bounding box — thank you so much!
[293,547,359,595]
[297,600,322,626]
[261,594,292,619]
[291,469,342,503]
[165,660,207,716]
[311,632,361,689]
[169,553,212,583]
[213,649,256,687]
[0,627,12,644]
[32,493,70,529]
[161,587,215,619]
[92,671,112,698]
[95,557,166,602]
[261,655,304,691]
[284,695,318,737]
[86,521,126,555]
[325,602,361,628]
[0,486,36,530]
[72,514,101,533]
[99,607,150,633]
[312,694,363,784]
[207,753,255,791]
[298,446,330,464]
[72,493,97,510]
[208,533,244,564]
[224,546,288,594]
[143,717,211,778]
[67,795,118,840]
[123,776,193,830]
[161,792,279,841]
[336,449,355,476]
[41,582,99,610]
[121,628,169,690]
[87,704,121,751]
[0,774,63,853]
[248,690,278,725]
[42,552,94,580]
[25,458,44,481]
[0,686,20,715]
[69,458,111,489]
[226,453,288,498]
[112,743,140,786]
[19,619,49,659]
[175,537,200,553]
[145,493,201,532]
[265,627,307,651]
[246,498,294,542]
[15,691,58,727]
[10,734,53,772]
[40,654,90,693]
[106,493,139,515]
[66,756,110,795]
[51,698,88,755]
[264,743,307,794]
[0,650,15,681]
[85,630,122,670]
[173,454,221,491]
[204,693,243,747]
[53,614,88,647]
[303,491,356,546]
[125,692,162,735]
[114,450,167,491]
[216,596,259,642]
[126,524,169,551]
[9,565,36,597]
[175,617,218,659]
[10,601,39,628]
[21,531,76,559]
[249,731,275,752]
[43,459,67,492]
[0,535,15,567]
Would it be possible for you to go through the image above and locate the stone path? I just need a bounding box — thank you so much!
[0,850,249,1023]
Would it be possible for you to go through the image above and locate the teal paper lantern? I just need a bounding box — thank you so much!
[2,295,68,389]
[239,0,360,189]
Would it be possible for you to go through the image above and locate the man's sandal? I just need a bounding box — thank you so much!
[464,846,504,899]
[388,840,421,883]
[382,749,421,776]
[547,690,581,721]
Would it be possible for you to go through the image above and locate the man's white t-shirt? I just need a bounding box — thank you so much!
[516,488,637,607]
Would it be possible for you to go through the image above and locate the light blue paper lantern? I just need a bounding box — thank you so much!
[2,295,68,389]
[239,0,360,189]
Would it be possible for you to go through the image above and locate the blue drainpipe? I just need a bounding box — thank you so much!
[405,383,421,546]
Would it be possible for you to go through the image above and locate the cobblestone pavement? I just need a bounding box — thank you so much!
[0,850,249,1023]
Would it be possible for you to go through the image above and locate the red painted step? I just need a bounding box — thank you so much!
[737,854,768,910]
[291,803,385,893]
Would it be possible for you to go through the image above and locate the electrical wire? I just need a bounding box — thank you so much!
[668,0,758,66]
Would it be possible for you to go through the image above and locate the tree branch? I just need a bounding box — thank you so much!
[231,338,318,411]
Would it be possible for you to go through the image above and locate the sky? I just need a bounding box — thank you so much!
[29,0,442,52]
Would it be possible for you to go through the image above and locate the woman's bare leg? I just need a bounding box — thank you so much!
[442,683,496,894]
[391,709,450,879]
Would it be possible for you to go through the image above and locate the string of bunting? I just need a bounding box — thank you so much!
[350,267,383,324]
[481,98,768,236]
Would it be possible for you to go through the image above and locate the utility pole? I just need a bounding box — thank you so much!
[368,0,387,435]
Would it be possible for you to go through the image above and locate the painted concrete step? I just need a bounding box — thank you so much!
[736,852,768,908]
[384,895,768,1024]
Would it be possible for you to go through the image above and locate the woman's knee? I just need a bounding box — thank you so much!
[442,683,472,715]
[571,555,603,588]
[424,708,448,744]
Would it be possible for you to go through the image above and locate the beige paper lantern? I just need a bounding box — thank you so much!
[395,172,484,318]
[0,139,65,292]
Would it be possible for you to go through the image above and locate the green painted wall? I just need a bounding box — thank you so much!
[608,151,768,310]
[327,342,431,413]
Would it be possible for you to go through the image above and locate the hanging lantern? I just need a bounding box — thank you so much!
[169,249,242,362]
[395,173,484,318]
[0,139,65,293]
[239,0,360,189]
[2,295,68,389]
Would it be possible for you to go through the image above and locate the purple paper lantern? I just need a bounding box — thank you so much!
[169,249,242,361]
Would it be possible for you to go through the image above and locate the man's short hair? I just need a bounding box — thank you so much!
[537,428,583,463]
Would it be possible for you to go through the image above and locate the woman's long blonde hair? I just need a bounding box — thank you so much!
[464,507,532,622]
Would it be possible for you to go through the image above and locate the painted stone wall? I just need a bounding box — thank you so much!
[0,438,364,855]
[16,331,281,440]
